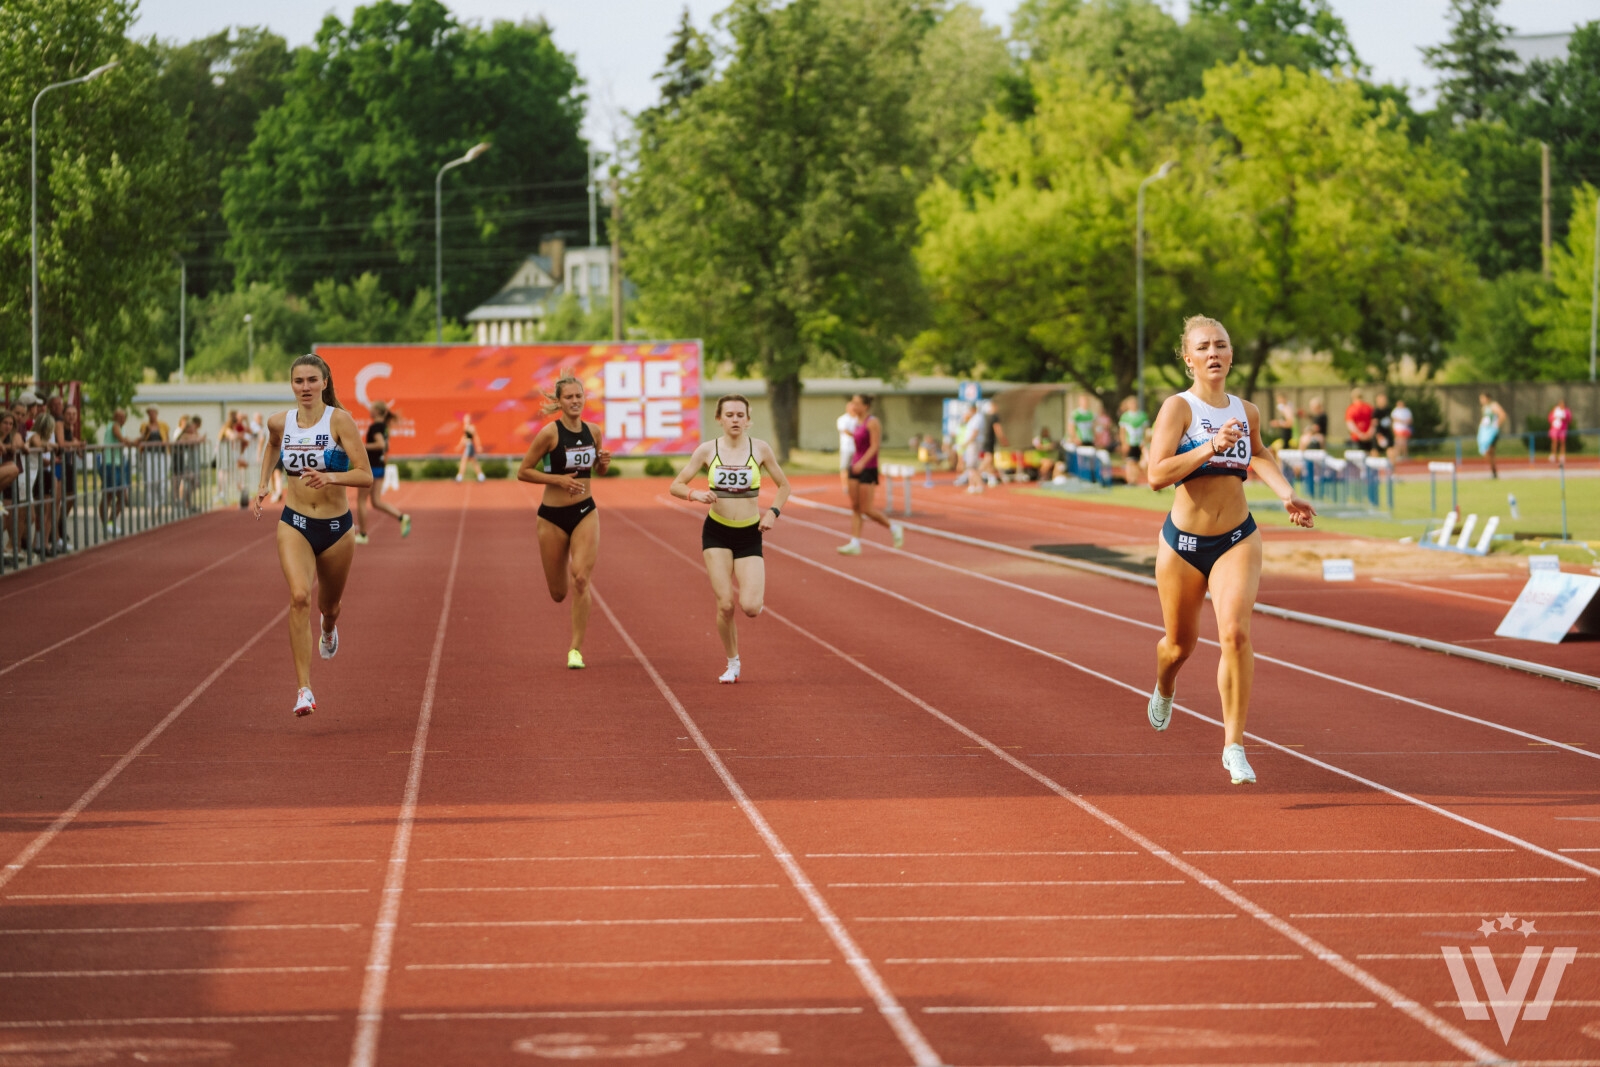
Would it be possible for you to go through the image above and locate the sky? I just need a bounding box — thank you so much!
[129,0,1599,143]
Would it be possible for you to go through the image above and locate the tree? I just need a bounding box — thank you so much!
[1421,0,1519,125]
[625,0,932,457]
[148,27,293,299]
[311,272,433,343]
[1187,0,1361,73]
[1447,270,1551,381]
[1528,184,1600,380]
[222,0,587,318]
[907,3,1011,181]
[1517,22,1600,248]
[0,0,193,413]
[1440,121,1543,277]
[1012,0,1210,115]
[185,282,314,380]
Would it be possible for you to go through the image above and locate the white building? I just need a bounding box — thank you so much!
[464,237,616,345]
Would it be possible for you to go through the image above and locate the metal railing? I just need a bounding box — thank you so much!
[1,440,229,575]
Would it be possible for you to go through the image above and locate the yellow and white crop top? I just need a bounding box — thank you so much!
[708,440,761,498]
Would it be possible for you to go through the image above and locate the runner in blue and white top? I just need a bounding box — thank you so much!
[253,354,372,719]
[1142,316,1315,785]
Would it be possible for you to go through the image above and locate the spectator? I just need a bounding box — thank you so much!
[1390,397,1413,461]
[1118,395,1150,487]
[140,406,170,505]
[173,416,203,510]
[1070,394,1095,449]
[1373,391,1394,454]
[97,407,135,529]
[1091,403,1114,451]
[1302,397,1328,450]
[58,403,83,543]
[1477,392,1508,479]
[1548,398,1572,465]
[27,407,58,553]
[1345,388,1375,449]
[836,400,859,495]
[1031,426,1057,481]
[0,411,25,553]
[957,402,986,493]
[1270,393,1297,448]
[980,400,1006,485]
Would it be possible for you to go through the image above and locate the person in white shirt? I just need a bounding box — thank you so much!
[836,404,859,495]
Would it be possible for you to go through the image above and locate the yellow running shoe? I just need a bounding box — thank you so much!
[567,649,585,669]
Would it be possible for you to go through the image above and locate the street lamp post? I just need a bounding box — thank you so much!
[243,314,253,373]
[177,255,187,383]
[1589,189,1598,384]
[1135,160,1176,414]
[435,142,491,343]
[31,60,118,389]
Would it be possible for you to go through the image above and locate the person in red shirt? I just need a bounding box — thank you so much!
[1344,388,1375,448]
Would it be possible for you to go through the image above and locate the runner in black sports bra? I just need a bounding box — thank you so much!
[517,375,610,669]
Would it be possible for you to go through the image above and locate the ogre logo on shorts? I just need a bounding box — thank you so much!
[292,513,307,529]
[1177,534,1197,552]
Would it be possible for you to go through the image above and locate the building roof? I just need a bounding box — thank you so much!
[464,285,560,322]
[1506,32,1571,67]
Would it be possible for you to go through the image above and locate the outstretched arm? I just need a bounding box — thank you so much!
[1243,402,1314,529]
[757,442,791,532]
[670,443,716,505]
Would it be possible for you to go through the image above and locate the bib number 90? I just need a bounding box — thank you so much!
[565,446,596,471]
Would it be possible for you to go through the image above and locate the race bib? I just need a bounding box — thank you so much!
[712,466,753,492]
[283,445,322,474]
[565,445,596,471]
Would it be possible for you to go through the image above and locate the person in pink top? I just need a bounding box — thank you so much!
[837,394,904,556]
[1548,399,1572,465]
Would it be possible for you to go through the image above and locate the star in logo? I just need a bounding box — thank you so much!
[1497,912,1518,931]
[1478,918,1499,938]
[1518,919,1537,938]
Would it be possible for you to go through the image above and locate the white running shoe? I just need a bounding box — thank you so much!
[837,541,861,556]
[476,472,485,482]
[319,625,339,660]
[294,687,316,718]
[1222,743,1256,785]
[1147,686,1173,731]
[718,659,740,684]
[891,522,905,549]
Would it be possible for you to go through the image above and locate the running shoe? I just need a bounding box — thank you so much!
[294,687,316,717]
[400,514,412,538]
[1222,743,1256,785]
[476,472,485,482]
[567,649,585,669]
[353,533,370,545]
[454,474,463,483]
[891,523,905,549]
[319,625,339,660]
[837,542,862,556]
[1147,686,1174,731]
[718,660,740,684]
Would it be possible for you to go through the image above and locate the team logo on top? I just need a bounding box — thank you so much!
[1176,534,1197,552]
[1440,913,1577,1044]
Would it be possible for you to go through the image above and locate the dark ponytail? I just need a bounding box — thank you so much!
[291,353,342,409]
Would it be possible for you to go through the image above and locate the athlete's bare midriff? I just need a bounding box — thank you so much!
[1170,473,1252,536]
[541,478,593,509]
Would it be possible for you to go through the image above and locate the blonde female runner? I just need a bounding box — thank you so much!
[517,375,610,669]
[1144,316,1314,784]
[670,395,792,683]
[253,354,372,717]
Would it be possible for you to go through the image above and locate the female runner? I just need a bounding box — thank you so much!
[457,413,485,482]
[253,354,372,717]
[517,376,610,669]
[670,395,791,683]
[355,401,411,543]
[1144,316,1314,784]
[837,394,903,555]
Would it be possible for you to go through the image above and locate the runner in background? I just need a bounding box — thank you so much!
[518,376,609,669]
[1118,396,1149,486]
[1477,392,1508,479]
[836,400,859,496]
[838,394,904,555]
[670,394,791,683]
[456,413,485,483]
[958,402,985,493]
[253,354,372,718]
[1548,398,1571,464]
[1143,315,1315,786]
[1373,391,1394,456]
[355,401,411,544]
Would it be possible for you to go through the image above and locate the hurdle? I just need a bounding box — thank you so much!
[1428,460,1456,514]
[1419,510,1499,556]
[882,463,916,516]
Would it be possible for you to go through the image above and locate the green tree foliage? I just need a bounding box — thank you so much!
[1443,121,1543,277]
[909,3,1012,178]
[1187,0,1361,73]
[221,0,587,318]
[1529,185,1600,380]
[186,282,314,380]
[1518,22,1600,244]
[1420,0,1519,125]
[625,0,941,456]
[1012,0,1210,114]
[148,27,292,299]
[311,272,433,343]
[1447,270,1551,381]
[0,0,192,413]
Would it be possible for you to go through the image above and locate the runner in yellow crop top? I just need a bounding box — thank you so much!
[670,393,792,683]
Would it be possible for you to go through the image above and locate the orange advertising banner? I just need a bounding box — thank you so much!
[317,341,702,458]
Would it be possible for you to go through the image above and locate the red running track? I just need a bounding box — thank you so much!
[1,478,1597,1067]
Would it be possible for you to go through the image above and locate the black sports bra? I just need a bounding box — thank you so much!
[547,420,597,478]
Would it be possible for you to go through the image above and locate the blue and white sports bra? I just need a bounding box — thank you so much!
[1175,391,1250,484]
[280,405,350,474]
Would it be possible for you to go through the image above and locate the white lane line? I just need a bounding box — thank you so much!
[756,534,1600,881]
[37,859,377,869]
[415,883,781,892]
[886,955,1301,964]
[414,918,804,928]
[0,1016,341,1029]
[809,851,1138,858]
[407,959,832,970]
[0,550,119,605]
[1293,911,1600,918]
[401,1008,865,1020]
[854,914,1238,923]
[0,924,361,935]
[613,512,1508,1065]
[1228,883,1580,889]
[348,495,469,1067]
[1184,849,1513,855]
[1373,577,1514,605]
[1364,953,1600,960]
[0,536,265,678]
[0,966,347,978]
[7,889,367,900]
[778,509,1600,763]
[827,880,1183,888]
[0,607,288,895]
[421,854,762,862]
[593,587,943,1067]
[924,1002,1377,1014]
